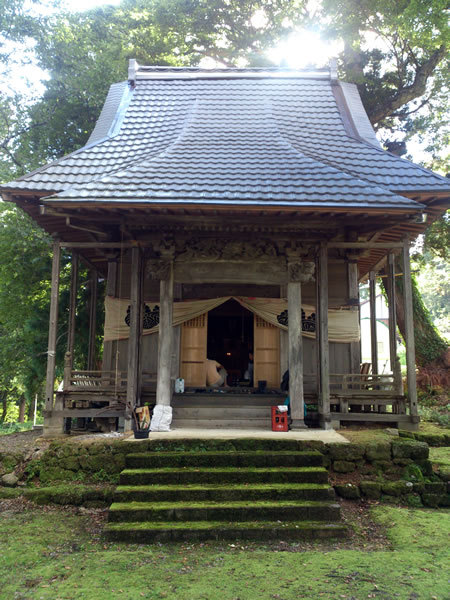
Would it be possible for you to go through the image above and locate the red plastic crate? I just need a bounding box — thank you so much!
[271,406,289,432]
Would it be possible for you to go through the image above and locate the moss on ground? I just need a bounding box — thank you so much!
[0,503,448,600]
[429,446,450,468]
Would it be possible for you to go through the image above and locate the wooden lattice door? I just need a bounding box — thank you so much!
[180,313,207,387]
[253,315,280,388]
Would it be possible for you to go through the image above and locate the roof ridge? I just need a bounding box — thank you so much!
[128,59,334,84]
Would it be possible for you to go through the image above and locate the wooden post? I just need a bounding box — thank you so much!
[67,254,78,356]
[386,253,403,396]
[102,259,118,380]
[156,262,174,406]
[317,244,331,428]
[126,246,142,428]
[45,239,61,411]
[402,241,418,420]
[287,263,306,429]
[347,259,360,374]
[87,269,98,371]
[369,270,378,375]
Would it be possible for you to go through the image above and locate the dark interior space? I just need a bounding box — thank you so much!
[207,299,253,385]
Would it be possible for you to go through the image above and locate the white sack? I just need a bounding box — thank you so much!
[150,404,172,432]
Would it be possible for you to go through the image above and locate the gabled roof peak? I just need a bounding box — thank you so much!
[127,59,335,84]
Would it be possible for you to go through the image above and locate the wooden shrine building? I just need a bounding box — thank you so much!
[1,61,449,436]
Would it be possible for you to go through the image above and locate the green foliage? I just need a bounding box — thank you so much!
[321,0,449,165]
[0,421,34,435]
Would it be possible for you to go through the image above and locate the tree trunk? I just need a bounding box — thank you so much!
[0,391,7,423]
[381,257,448,368]
[18,396,26,423]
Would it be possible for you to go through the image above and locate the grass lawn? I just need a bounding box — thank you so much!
[0,500,448,600]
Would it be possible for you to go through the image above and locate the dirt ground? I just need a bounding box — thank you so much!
[0,428,47,456]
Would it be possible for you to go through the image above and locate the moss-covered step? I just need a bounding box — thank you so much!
[116,438,324,454]
[124,450,324,469]
[113,482,335,503]
[108,500,341,523]
[104,519,347,543]
[119,466,329,486]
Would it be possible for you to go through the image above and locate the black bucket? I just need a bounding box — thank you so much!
[134,428,150,439]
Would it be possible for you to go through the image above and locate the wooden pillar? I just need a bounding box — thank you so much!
[87,269,98,371]
[67,253,78,356]
[317,244,331,429]
[156,262,174,406]
[347,259,360,374]
[102,259,118,379]
[402,241,418,420]
[45,239,61,411]
[386,253,403,396]
[287,262,306,429]
[369,270,378,375]
[126,246,142,428]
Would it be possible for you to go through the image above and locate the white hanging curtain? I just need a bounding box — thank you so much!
[104,295,360,343]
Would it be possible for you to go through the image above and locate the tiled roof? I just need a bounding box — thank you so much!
[2,67,448,209]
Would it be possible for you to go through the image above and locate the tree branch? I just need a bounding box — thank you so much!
[368,44,447,125]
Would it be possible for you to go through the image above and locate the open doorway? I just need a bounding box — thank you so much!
[207,299,253,386]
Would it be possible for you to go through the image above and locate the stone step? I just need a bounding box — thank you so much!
[172,394,285,407]
[120,466,329,486]
[108,500,341,523]
[172,406,272,419]
[172,418,271,428]
[113,483,335,503]
[105,519,347,543]
[125,450,324,469]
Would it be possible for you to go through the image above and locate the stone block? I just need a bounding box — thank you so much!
[1,472,19,487]
[359,481,382,499]
[59,456,80,472]
[381,494,399,504]
[391,440,429,460]
[424,481,446,493]
[422,493,444,508]
[393,458,414,466]
[328,443,365,461]
[372,460,392,473]
[381,481,412,496]
[334,484,360,500]
[333,460,356,473]
[365,443,391,462]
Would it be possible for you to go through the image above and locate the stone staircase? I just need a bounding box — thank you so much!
[105,440,346,543]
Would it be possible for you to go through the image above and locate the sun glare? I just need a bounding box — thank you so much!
[268,30,343,69]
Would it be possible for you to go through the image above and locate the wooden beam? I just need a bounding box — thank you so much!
[369,271,378,375]
[45,239,61,411]
[328,242,404,249]
[126,247,143,427]
[87,270,98,371]
[287,269,306,429]
[156,263,174,406]
[317,244,331,428]
[402,241,418,418]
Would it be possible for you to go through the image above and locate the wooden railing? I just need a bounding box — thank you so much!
[330,373,396,394]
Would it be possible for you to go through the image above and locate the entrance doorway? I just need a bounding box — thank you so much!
[207,299,253,385]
